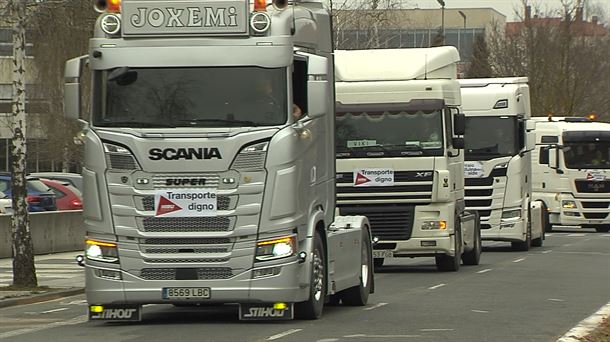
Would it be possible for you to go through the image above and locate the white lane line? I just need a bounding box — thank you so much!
[364,302,388,311]
[557,302,610,342]
[563,244,572,247]
[420,329,454,332]
[542,250,553,254]
[513,258,525,263]
[471,310,490,313]
[548,298,566,302]
[344,334,421,338]
[267,329,303,341]
[567,233,587,237]
[476,268,493,274]
[546,233,554,237]
[428,283,446,290]
[40,308,68,314]
[0,315,87,340]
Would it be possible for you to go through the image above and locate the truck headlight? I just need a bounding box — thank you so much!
[562,200,577,209]
[501,209,521,220]
[255,236,296,261]
[103,142,141,171]
[421,220,447,230]
[85,239,119,263]
[231,141,269,170]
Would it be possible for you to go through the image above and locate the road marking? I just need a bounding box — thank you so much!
[542,250,552,254]
[420,329,454,332]
[476,268,493,274]
[512,258,525,263]
[548,298,566,302]
[267,329,303,341]
[61,300,88,305]
[555,251,610,256]
[471,310,490,313]
[563,244,572,247]
[557,302,610,342]
[344,334,421,338]
[364,302,388,311]
[40,308,68,314]
[428,283,446,290]
[546,233,553,237]
[567,233,587,237]
[0,315,87,339]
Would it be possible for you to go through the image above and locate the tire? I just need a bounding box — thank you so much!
[542,204,553,232]
[436,223,461,272]
[531,206,544,247]
[340,229,372,306]
[512,224,531,251]
[373,258,384,268]
[295,232,326,320]
[462,222,481,266]
[595,226,610,233]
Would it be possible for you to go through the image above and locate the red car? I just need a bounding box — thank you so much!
[40,178,83,211]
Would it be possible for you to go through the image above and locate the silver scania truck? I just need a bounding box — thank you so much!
[65,0,372,321]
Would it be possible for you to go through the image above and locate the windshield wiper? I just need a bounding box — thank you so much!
[100,121,174,128]
[177,118,270,127]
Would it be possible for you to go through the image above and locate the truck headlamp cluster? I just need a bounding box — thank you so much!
[85,239,119,263]
[103,142,141,171]
[421,220,447,230]
[562,200,577,209]
[231,141,269,170]
[494,162,509,170]
[501,209,521,220]
[101,14,121,35]
[255,236,296,261]
[250,12,271,34]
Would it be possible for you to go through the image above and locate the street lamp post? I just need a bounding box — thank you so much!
[437,0,446,42]
[458,10,466,29]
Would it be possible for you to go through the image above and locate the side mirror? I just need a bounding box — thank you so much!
[547,145,564,174]
[526,131,536,151]
[64,55,88,120]
[453,113,466,136]
[526,119,536,131]
[0,190,6,199]
[452,137,465,149]
[307,80,329,119]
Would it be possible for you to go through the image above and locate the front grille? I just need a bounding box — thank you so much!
[477,210,492,218]
[581,202,610,209]
[144,258,229,263]
[583,213,608,219]
[143,238,231,245]
[465,189,494,197]
[575,180,610,193]
[231,152,266,170]
[339,204,415,240]
[465,177,494,186]
[141,217,232,232]
[466,200,493,208]
[140,268,233,280]
[107,154,139,170]
[141,195,231,211]
[145,247,228,254]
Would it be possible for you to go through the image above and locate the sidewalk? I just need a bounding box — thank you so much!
[0,251,85,308]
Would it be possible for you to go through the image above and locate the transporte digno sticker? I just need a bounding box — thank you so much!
[353,168,394,187]
[154,189,217,217]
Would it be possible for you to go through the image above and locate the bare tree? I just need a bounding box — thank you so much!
[465,34,494,78]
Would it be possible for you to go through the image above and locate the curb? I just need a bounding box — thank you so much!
[557,302,610,342]
[0,287,85,309]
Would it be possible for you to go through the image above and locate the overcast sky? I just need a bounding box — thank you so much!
[408,0,609,21]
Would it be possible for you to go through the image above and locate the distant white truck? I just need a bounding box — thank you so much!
[531,117,610,233]
[460,77,544,250]
[334,47,481,272]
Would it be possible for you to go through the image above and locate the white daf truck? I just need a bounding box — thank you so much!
[334,47,481,272]
[65,0,373,322]
[531,117,610,233]
[460,78,544,250]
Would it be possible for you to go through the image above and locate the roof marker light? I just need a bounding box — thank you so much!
[254,0,267,12]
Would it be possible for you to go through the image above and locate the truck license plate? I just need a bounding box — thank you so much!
[373,250,393,258]
[163,287,211,299]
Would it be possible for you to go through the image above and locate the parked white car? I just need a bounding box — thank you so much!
[0,191,12,214]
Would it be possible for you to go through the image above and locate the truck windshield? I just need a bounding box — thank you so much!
[335,110,444,158]
[464,116,518,160]
[93,67,288,128]
[563,142,610,169]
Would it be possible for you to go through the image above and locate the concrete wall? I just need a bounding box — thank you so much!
[0,211,84,258]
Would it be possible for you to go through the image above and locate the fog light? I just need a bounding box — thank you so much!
[273,302,288,310]
[95,269,122,280]
[252,267,281,279]
[564,211,581,217]
[421,241,437,247]
[90,305,104,313]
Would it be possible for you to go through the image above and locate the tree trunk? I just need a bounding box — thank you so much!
[10,0,37,288]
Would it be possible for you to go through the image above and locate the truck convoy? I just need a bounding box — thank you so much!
[65,0,373,321]
[531,117,610,233]
[460,78,544,250]
[334,47,481,272]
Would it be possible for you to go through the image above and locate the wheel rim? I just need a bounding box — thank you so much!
[312,250,324,301]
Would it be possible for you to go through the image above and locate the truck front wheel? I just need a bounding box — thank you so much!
[340,228,372,306]
[462,222,481,266]
[295,232,325,320]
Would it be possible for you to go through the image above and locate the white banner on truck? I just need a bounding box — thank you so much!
[353,168,394,187]
[464,161,485,178]
[154,189,217,217]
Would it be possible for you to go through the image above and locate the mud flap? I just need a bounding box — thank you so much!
[88,304,142,322]
[239,303,294,320]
